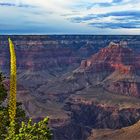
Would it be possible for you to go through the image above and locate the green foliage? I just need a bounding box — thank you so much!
[0,74,52,140]
[0,106,9,139]
[0,72,7,103]
[0,103,26,139]
[6,117,52,140]
[0,74,52,139]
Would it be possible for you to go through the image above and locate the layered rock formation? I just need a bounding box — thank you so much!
[0,35,140,73]
[39,41,140,104]
[1,35,140,140]
[68,42,140,97]
[39,41,140,140]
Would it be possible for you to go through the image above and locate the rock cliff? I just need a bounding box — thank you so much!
[1,35,140,140]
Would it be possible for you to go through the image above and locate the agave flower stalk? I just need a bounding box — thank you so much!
[8,38,17,134]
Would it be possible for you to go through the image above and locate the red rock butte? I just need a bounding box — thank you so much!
[80,41,136,74]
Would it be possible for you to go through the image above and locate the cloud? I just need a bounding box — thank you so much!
[0,2,15,6]
[103,11,140,17]
[113,0,123,3]
[89,22,140,29]
[71,11,140,21]
[70,10,140,29]
[0,0,140,34]
[84,0,124,9]
[0,1,34,8]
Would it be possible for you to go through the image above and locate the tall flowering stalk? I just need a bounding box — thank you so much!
[5,38,52,140]
[8,38,17,136]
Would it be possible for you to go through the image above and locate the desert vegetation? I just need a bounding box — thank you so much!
[0,38,52,140]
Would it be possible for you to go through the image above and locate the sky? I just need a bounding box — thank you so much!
[0,0,140,34]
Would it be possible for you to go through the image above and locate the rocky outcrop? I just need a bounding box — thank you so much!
[88,120,140,140]
[80,42,135,70]
[71,42,140,97]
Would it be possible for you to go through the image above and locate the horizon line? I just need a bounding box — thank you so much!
[0,34,140,36]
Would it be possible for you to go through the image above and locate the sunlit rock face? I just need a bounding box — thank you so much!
[74,42,140,97]
[5,36,139,98]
